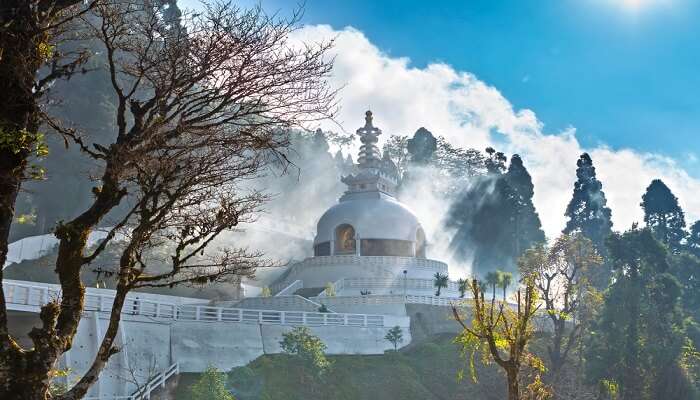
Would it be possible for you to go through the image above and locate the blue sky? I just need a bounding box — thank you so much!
[184,0,700,174]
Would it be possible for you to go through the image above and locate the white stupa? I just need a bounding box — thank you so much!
[271,111,449,296]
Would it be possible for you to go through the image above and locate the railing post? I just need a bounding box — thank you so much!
[259,310,263,323]
[195,306,201,321]
[155,303,161,318]
[281,312,286,325]
[344,314,348,326]
[363,314,367,327]
[302,312,307,325]
[216,308,222,322]
[323,313,327,325]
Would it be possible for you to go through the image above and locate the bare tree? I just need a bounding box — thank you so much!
[0,1,336,399]
[519,234,602,376]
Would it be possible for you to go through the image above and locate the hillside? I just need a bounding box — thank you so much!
[174,334,511,400]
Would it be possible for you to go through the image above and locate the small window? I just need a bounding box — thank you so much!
[335,224,356,255]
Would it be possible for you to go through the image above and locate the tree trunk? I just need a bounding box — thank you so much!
[506,367,520,400]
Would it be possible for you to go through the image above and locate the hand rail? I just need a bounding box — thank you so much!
[84,363,179,400]
[3,280,386,327]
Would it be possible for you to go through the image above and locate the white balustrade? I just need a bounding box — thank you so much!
[4,280,388,328]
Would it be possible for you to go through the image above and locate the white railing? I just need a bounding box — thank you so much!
[4,280,385,327]
[274,280,303,297]
[235,294,324,312]
[85,363,179,400]
[176,304,381,327]
[311,294,468,307]
[4,280,178,319]
[272,256,450,294]
[332,277,462,294]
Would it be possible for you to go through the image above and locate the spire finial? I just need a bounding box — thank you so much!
[365,110,373,128]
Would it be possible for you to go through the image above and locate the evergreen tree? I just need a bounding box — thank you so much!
[505,155,546,257]
[406,127,437,165]
[449,151,544,275]
[585,229,695,400]
[641,179,686,253]
[563,153,613,256]
[687,220,700,257]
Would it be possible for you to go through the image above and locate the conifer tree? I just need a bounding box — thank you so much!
[505,155,546,257]
[406,127,438,165]
[641,179,686,253]
[563,153,613,255]
[686,220,700,257]
[449,151,544,275]
[584,229,695,400]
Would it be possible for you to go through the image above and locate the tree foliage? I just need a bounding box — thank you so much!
[584,228,696,400]
[280,326,332,380]
[433,272,449,296]
[641,179,686,253]
[452,265,549,400]
[448,150,545,275]
[520,234,602,375]
[563,153,613,258]
[0,1,336,398]
[385,326,404,351]
[190,366,236,400]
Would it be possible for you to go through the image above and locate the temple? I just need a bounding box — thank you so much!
[268,111,450,298]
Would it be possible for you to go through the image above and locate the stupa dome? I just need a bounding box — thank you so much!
[311,111,427,258]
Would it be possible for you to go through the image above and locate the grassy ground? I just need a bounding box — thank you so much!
[174,334,510,400]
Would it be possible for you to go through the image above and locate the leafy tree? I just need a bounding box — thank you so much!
[669,252,700,323]
[499,271,513,300]
[385,326,404,351]
[0,0,97,263]
[449,150,544,276]
[563,153,613,257]
[520,234,602,375]
[406,127,438,165]
[686,220,700,258]
[191,366,235,400]
[457,278,468,298]
[0,2,336,398]
[433,272,449,296]
[585,228,696,400]
[452,264,549,400]
[485,271,502,301]
[641,179,686,253]
[280,327,332,381]
[382,134,410,178]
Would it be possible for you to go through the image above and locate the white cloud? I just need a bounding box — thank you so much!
[293,24,700,239]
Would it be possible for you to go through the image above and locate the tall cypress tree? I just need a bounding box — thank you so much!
[505,154,546,257]
[641,179,686,253]
[563,153,613,255]
[448,151,544,276]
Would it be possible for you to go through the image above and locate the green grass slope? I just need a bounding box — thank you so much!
[175,334,508,400]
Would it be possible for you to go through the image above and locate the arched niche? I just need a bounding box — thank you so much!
[335,224,357,255]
